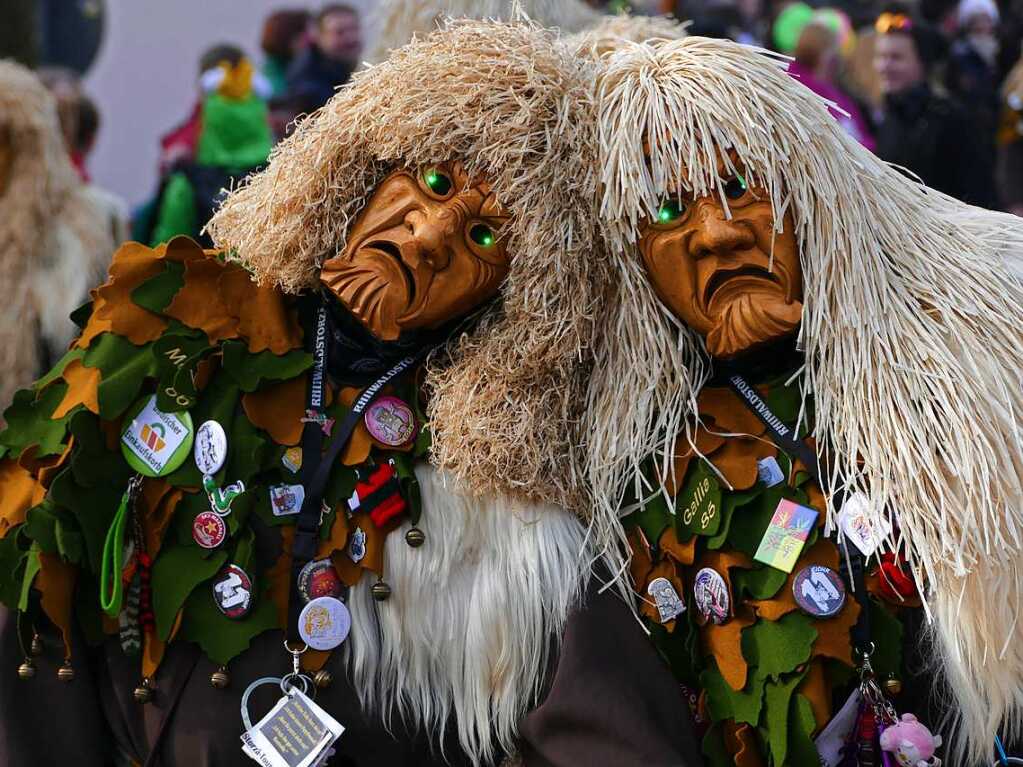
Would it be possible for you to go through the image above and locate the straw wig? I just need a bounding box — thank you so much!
[587,36,1023,763]
[566,12,689,59]
[208,20,608,511]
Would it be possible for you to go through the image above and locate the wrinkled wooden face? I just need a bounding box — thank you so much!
[0,126,12,197]
[321,162,511,341]
[637,151,803,359]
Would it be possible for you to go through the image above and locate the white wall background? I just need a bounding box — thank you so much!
[83,0,373,208]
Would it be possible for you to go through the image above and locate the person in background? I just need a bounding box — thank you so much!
[285,3,362,114]
[946,0,1001,153]
[873,10,996,207]
[790,20,876,148]
[261,8,311,100]
[997,47,1023,216]
[73,94,130,256]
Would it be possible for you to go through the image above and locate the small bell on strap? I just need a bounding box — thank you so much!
[134,677,154,704]
[57,659,75,682]
[313,669,333,689]
[371,580,392,602]
[210,666,230,689]
[17,658,36,680]
[405,527,425,548]
[30,632,43,656]
[884,675,903,696]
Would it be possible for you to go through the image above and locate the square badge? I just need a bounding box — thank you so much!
[754,498,818,573]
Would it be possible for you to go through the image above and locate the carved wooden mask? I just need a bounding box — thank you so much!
[321,161,511,341]
[638,152,803,359]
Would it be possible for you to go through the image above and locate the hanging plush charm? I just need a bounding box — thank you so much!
[347,462,407,528]
[879,715,943,767]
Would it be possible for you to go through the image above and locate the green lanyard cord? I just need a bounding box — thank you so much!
[100,476,141,617]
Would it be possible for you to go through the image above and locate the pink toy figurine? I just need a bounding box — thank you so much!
[879,714,943,767]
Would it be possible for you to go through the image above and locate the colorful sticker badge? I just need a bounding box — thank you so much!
[363,396,417,447]
[193,511,227,549]
[298,596,351,650]
[212,564,253,619]
[756,456,785,488]
[754,498,819,573]
[347,527,367,563]
[281,446,302,474]
[194,420,228,476]
[297,559,345,603]
[120,395,194,477]
[693,568,730,625]
[838,492,892,556]
[270,484,305,517]
[647,577,686,623]
[792,565,846,618]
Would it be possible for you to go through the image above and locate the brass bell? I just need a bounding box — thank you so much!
[17,659,35,680]
[57,660,75,682]
[30,633,43,656]
[405,528,426,548]
[371,581,392,601]
[884,676,903,695]
[313,669,333,689]
[210,667,230,689]
[134,678,154,704]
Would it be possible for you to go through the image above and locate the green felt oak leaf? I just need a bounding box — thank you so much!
[0,384,72,458]
[153,329,211,413]
[221,341,312,393]
[741,612,818,681]
[701,662,767,726]
[787,694,820,766]
[765,380,801,425]
[252,482,297,529]
[728,484,787,558]
[763,668,808,765]
[676,459,723,537]
[701,724,734,767]
[55,518,85,564]
[24,503,59,554]
[649,621,701,688]
[226,408,275,484]
[390,453,422,525]
[132,260,185,313]
[35,348,85,391]
[73,569,106,646]
[629,488,673,549]
[0,534,28,608]
[177,580,278,665]
[869,598,904,679]
[732,564,789,601]
[164,374,240,488]
[83,333,158,419]
[49,465,124,576]
[18,546,41,611]
[152,544,227,639]
[708,485,763,550]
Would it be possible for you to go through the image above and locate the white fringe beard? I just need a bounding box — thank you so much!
[344,464,599,765]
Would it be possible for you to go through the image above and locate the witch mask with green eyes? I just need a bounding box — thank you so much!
[638,149,803,359]
[321,161,511,341]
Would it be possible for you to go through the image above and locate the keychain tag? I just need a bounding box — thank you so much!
[240,684,345,767]
[838,492,892,556]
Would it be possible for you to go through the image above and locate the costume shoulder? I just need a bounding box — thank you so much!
[0,236,319,668]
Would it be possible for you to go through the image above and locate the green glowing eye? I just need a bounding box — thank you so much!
[657,199,684,224]
[424,168,452,196]
[470,224,495,248]
[724,175,748,200]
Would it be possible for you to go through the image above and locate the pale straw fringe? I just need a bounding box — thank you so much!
[566,12,689,60]
[588,36,1023,764]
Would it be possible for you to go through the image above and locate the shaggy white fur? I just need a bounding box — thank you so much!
[345,464,596,766]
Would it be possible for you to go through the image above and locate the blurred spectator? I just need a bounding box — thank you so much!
[286,3,362,114]
[873,11,996,206]
[36,66,84,178]
[997,48,1023,215]
[946,0,1001,138]
[790,21,876,148]
[261,9,311,99]
[144,54,272,247]
[773,2,814,52]
[74,95,131,249]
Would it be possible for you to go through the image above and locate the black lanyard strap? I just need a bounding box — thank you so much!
[286,302,427,642]
[725,373,871,651]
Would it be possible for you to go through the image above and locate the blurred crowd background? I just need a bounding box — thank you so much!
[4,0,1023,250]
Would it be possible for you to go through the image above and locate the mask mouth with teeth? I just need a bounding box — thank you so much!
[320,162,511,341]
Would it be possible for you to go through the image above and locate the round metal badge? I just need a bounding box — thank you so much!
[298,559,345,603]
[363,396,417,447]
[693,568,730,625]
[792,565,846,618]
[298,596,352,650]
[119,394,194,477]
[194,420,228,476]
[211,564,253,619]
[192,511,227,549]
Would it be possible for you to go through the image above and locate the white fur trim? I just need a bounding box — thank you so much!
[345,464,594,766]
